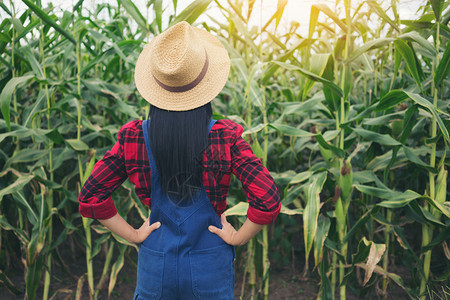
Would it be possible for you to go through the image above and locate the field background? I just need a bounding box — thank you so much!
[0,0,449,299]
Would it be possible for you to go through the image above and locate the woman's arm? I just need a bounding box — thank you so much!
[99,213,161,244]
[208,214,264,246]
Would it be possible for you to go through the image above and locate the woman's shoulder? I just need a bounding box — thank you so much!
[116,120,143,141]
[212,118,244,137]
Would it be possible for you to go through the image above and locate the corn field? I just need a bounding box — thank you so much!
[0,0,449,299]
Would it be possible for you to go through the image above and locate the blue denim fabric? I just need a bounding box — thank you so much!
[134,119,235,300]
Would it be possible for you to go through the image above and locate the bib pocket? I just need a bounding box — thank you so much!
[190,244,234,299]
[135,245,164,300]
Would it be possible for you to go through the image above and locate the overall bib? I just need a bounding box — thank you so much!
[134,119,235,300]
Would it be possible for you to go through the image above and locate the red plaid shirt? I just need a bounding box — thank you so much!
[78,119,280,225]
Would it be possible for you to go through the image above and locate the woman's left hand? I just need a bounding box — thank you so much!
[208,214,239,246]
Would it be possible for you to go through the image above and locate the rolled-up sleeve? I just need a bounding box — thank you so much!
[78,129,127,219]
[230,125,281,225]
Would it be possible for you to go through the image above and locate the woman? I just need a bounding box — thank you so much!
[78,21,280,300]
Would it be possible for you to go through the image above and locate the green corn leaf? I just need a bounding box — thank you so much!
[271,61,343,98]
[5,149,47,168]
[242,123,267,136]
[45,128,65,144]
[422,195,450,219]
[275,0,288,30]
[290,171,314,185]
[12,191,38,225]
[25,255,44,300]
[280,205,303,215]
[20,46,44,79]
[303,54,330,99]
[376,90,450,142]
[367,0,400,32]
[346,38,394,63]
[429,0,442,21]
[262,39,314,85]
[394,39,422,89]
[22,0,76,44]
[344,206,380,243]
[309,4,320,38]
[269,123,313,138]
[315,134,346,158]
[0,3,12,16]
[245,63,266,109]
[0,74,34,130]
[314,215,330,266]
[342,64,352,100]
[361,111,404,126]
[344,38,395,64]
[303,172,327,264]
[224,202,248,216]
[398,31,437,57]
[22,89,47,128]
[0,175,34,203]
[352,237,372,265]
[82,152,96,185]
[404,91,449,143]
[377,190,422,208]
[402,146,437,173]
[352,127,401,146]
[354,184,401,199]
[65,139,89,151]
[154,0,163,33]
[120,0,150,34]
[376,90,409,111]
[311,4,348,32]
[108,244,126,297]
[11,17,24,35]
[422,226,450,252]
[434,40,450,86]
[171,0,212,25]
[0,128,35,144]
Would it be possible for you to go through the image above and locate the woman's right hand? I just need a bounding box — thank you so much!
[133,218,161,243]
[99,214,161,244]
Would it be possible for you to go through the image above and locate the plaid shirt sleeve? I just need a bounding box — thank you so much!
[229,122,281,225]
[78,127,127,219]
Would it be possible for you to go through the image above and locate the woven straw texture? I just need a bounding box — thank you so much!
[135,21,230,111]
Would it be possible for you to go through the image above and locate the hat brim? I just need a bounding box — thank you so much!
[135,27,230,111]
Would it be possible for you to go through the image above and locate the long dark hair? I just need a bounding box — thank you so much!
[147,103,212,203]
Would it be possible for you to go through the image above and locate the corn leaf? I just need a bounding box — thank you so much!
[303,172,327,264]
[367,0,400,32]
[108,244,126,297]
[0,74,35,130]
[225,202,248,216]
[119,0,150,34]
[352,127,401,146]
[22,0,76,44]
[434,40,450,86]
[314,215,330,266]
[394,39,422,89]
[171,0,212,25]
[271,61,343,98]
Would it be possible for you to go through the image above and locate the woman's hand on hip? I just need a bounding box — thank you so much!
[208,214,239,245]
[98,214,161,244]
[208,214,264,246]
[134,217,161,244]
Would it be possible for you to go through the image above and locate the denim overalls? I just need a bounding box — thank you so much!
[134,119,235,300]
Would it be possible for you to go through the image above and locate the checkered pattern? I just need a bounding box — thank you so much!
[78,119,280,225]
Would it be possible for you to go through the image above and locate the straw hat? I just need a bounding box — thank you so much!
[135,21,230,111]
